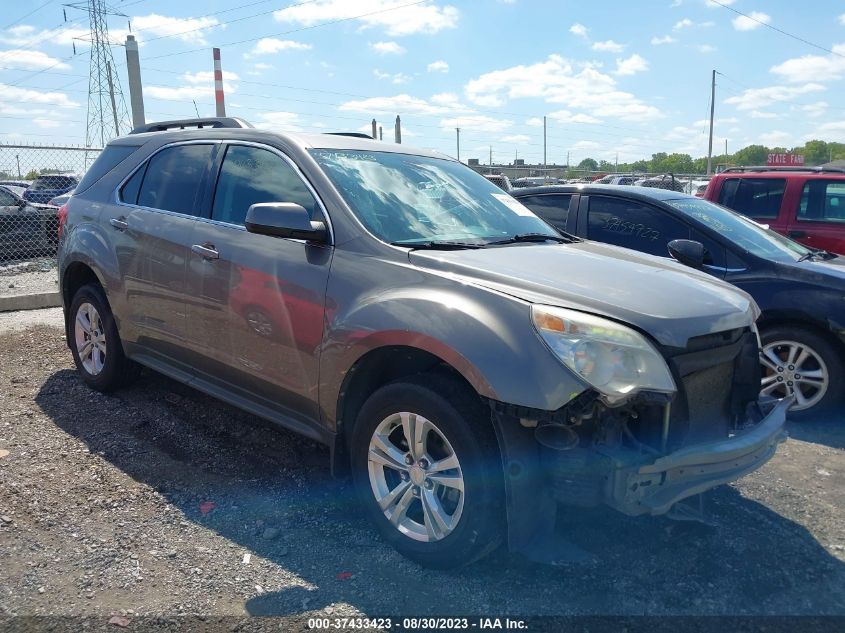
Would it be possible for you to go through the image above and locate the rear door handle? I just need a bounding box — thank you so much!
[191,243,219,260]
[788,230,807,238]
[109,217,128,231]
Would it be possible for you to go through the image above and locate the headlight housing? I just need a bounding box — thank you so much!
[531,305,676,404]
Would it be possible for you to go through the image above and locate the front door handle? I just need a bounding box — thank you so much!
[109,217,128,231]
[191,243,219,260]
[788,230,807,239]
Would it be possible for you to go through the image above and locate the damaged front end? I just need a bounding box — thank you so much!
[490,324,789,557]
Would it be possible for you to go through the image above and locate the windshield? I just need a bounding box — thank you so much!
[30,176,76,191]
[664,197,813,262]
[310,149,558,245]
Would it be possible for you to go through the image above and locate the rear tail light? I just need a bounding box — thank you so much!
[57,203,68,239]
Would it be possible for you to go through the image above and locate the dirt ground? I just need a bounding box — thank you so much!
[1,309,844,627]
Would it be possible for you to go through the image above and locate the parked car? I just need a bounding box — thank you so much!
[684,179,710,198]
[58,117,788,568]
[637,174,686,192]
[595,174,635,185]
[0,180,30,189]
[0,184,58,257]
[704,166,845,255]
[513,184,845,418]
[23,174,78,204]
[48,188,75,207]
[483,174,512,192]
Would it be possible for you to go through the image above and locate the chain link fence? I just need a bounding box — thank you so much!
[0,144,101,304]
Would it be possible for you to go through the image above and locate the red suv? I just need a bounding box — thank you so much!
[704,167,845,255]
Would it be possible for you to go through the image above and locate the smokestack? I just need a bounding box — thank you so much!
[371,118,377,140]
[213,48,226,117]
[124,35,145,128]
[394,115,401,144]
[379,126,383,141]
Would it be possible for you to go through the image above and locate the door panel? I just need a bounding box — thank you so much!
[787,179,845,255]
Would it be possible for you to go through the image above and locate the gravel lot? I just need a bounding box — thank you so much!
[1,310,844,626]
[0,261,58,298]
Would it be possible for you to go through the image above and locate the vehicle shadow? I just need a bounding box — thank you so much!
[36,369,845,617]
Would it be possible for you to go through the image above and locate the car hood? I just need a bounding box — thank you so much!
[409,241,755,348]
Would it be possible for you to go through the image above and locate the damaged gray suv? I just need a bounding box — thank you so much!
[57,118,789,568]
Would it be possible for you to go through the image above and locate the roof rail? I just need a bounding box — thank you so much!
[130,117,253,135]
[720,165,845,174]
[325,132,374,139]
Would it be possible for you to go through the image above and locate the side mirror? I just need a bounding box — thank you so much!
[668,239,705,269]
[245,202,328,243]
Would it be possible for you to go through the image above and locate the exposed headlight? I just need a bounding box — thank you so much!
[531,305,676,404]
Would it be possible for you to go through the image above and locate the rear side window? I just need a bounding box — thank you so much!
[120,165,145,205]
[587,196,690,257]
[798,180,845,223]
[137,144,214,215]
[518,194,572,231]
[75,144,139,194]
[211,144,318,225]
[0,188,16,206]
[718,177,784,219]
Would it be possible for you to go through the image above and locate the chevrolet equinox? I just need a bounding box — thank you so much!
[57,118,790,568]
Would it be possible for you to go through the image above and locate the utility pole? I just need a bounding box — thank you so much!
[379,126,383,141]
[371,118,377,140]
[707,69,716,175]
[725,138,728,158]
[489,146,492,171]
[456,128,460,162]
[394,115,401,144]
[124,35,144,129]
[16,154,20,179]
[543,115,547,172]
[615,153,619,172]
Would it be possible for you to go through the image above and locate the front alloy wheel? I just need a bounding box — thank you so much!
[368,412,464,542]
[760,340,829,411]
[74,302,107,375]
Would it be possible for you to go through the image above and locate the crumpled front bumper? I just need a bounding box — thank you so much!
[605,397,791,516]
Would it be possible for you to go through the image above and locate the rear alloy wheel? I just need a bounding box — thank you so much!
[759,326,844,420]
[350,375,503,568]
[69,283,141,392]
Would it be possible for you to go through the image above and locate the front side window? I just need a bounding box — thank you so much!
[587,196,690,257]
[212,145,318,226]
[0,189,16,206]
[519,194,572,231]
[798,180,845,223]
[136,144,214,216]
[310,149,557,244]
[718,177,784,219]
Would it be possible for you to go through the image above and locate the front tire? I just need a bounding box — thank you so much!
[759,325,844,420]
[350,375,503,568]
[68,283,141,392]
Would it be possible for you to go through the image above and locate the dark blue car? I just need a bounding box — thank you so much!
[513,184,845,419]
[23,174,78,204]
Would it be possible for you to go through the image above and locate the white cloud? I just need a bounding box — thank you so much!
[698,44,717,53]
[569,23,588,38]
[245,38,311,57]
[274,0,458,37]
[32,118,61,129]
[374,69,410,84]
[614,54,649,76]
[651,35,676,45]
[770,44,845,83]
[183,70,240,83]
[750,110,778,119]
[670,0,683,7]
[724,83,825,110]
[339,94,454,116]
[440,114,512,133]
[463,54,661,120]
[673,18,694,30]
[548,110,602,124]
[370,40,406,55]
[0,24,88,47]
[732,11,771,31]
[146,70,238,101]
[427,60,449,73]
[801,101,828,118]
[132,14,220,44]
[758,130,792,147]
[0,49,69,70]
[592,40,625,53]
[705,0,735,7]
[573,140,601,151]
[840,14,845,26]
[526,117,543,127]
[254,111,301,132]
[0,83,78,108]
[500,134,530,143]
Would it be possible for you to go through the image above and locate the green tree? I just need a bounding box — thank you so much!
[578,157,598,171]
[732,144,769,166]
[24,169,38,180]
[801,140,829,165]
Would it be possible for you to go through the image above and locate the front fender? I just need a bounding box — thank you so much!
[319,252,586,427]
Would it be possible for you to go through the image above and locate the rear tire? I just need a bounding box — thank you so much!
[759,325,844,421]
[349,374,503,568]
[68,283,141,392]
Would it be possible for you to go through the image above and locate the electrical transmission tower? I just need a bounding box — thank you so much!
[66,0,132,147]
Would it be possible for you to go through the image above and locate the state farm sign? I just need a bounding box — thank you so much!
[767,153,805,166]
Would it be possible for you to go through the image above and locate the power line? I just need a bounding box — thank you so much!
[709,0,845,59]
